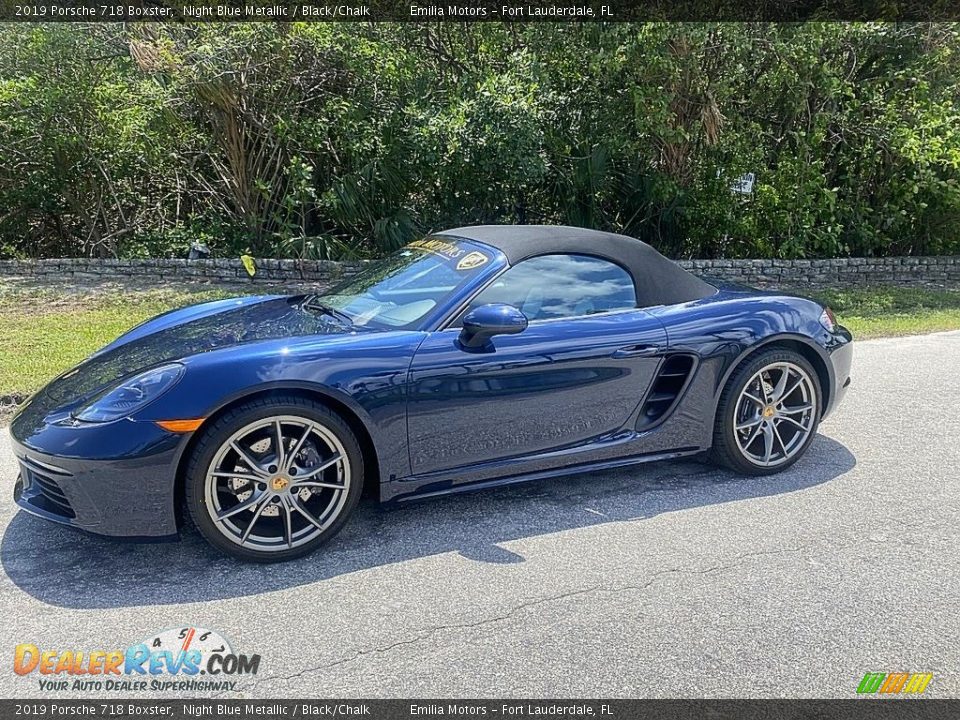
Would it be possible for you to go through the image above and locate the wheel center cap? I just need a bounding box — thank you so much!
[270,476,289,492]
[763,405,776,419]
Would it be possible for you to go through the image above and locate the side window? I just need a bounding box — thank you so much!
[460,254,636,323]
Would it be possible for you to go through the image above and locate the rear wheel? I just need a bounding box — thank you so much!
[712,349,821,475]
[185,396,363,562]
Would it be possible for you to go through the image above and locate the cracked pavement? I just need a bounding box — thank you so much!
[0,331,958,698]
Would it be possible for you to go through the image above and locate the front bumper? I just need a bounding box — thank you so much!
[9,416,185,539]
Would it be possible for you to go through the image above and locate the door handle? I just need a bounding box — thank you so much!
[612,344,661,359]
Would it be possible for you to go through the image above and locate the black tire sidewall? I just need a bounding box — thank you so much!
[185,396,364,563]
[715,349,822,475]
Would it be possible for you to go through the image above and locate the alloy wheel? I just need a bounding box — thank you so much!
[203,415,351,552]
[733,361,817,468]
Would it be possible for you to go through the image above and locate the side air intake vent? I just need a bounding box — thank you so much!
[638,355,696,429]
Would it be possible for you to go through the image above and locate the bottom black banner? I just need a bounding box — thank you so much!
[0,700,956,720]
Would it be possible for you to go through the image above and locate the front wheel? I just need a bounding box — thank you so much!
[185,396,364,562]
[712,349,822,475]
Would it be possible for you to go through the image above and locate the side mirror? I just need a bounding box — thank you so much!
[459,303,528,349]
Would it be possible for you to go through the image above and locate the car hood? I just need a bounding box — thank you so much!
[15,295,353,423]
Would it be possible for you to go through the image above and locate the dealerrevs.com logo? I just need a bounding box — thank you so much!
[14,627,260,693]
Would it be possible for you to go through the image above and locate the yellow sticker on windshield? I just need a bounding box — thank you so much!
[456,251,489,271]
[407,238,465,260]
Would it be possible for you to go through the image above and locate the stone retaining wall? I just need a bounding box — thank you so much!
[0,258,366,290]
[1,255,958,289]
[678,255,960,287]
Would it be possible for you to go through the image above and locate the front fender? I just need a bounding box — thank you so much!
[136,330,427,485]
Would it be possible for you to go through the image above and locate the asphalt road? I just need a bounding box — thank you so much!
[0,331,958,699]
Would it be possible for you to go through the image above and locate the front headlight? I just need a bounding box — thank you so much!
[74,364,184,423]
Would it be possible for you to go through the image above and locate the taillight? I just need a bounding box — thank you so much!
[819,307,837,333]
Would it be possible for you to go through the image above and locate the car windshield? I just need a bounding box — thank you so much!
[308,237,495,329]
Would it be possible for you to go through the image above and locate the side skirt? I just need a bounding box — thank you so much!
[389,446,704,503]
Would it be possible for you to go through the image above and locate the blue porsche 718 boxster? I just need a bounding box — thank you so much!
[10,225,852,562]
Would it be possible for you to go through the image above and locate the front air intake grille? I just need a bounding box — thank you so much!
[638,355,696,429]
[22,464,76,519]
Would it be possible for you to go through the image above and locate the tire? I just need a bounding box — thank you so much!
[185,395,364,562]
[711,348,822,475]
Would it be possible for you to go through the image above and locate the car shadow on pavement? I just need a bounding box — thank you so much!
[2,435,855,609]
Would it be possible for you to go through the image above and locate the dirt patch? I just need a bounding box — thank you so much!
[0,396,22,427]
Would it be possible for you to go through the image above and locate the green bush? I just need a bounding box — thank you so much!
[0,23,958,261]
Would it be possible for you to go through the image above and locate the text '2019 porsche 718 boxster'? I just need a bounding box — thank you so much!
[10,225,852,562]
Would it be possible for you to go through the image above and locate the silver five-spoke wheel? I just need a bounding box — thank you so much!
[733,361,817,468]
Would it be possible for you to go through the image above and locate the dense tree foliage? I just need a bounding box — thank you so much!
[1,23,958,260]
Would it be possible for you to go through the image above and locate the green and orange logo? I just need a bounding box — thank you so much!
[857,672,933,695]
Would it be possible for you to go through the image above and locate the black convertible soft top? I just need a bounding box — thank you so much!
[436,225,716,307]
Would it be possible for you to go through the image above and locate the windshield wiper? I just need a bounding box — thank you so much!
[301,298,355,326]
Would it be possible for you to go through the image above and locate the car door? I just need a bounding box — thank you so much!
[405,253,669,480]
